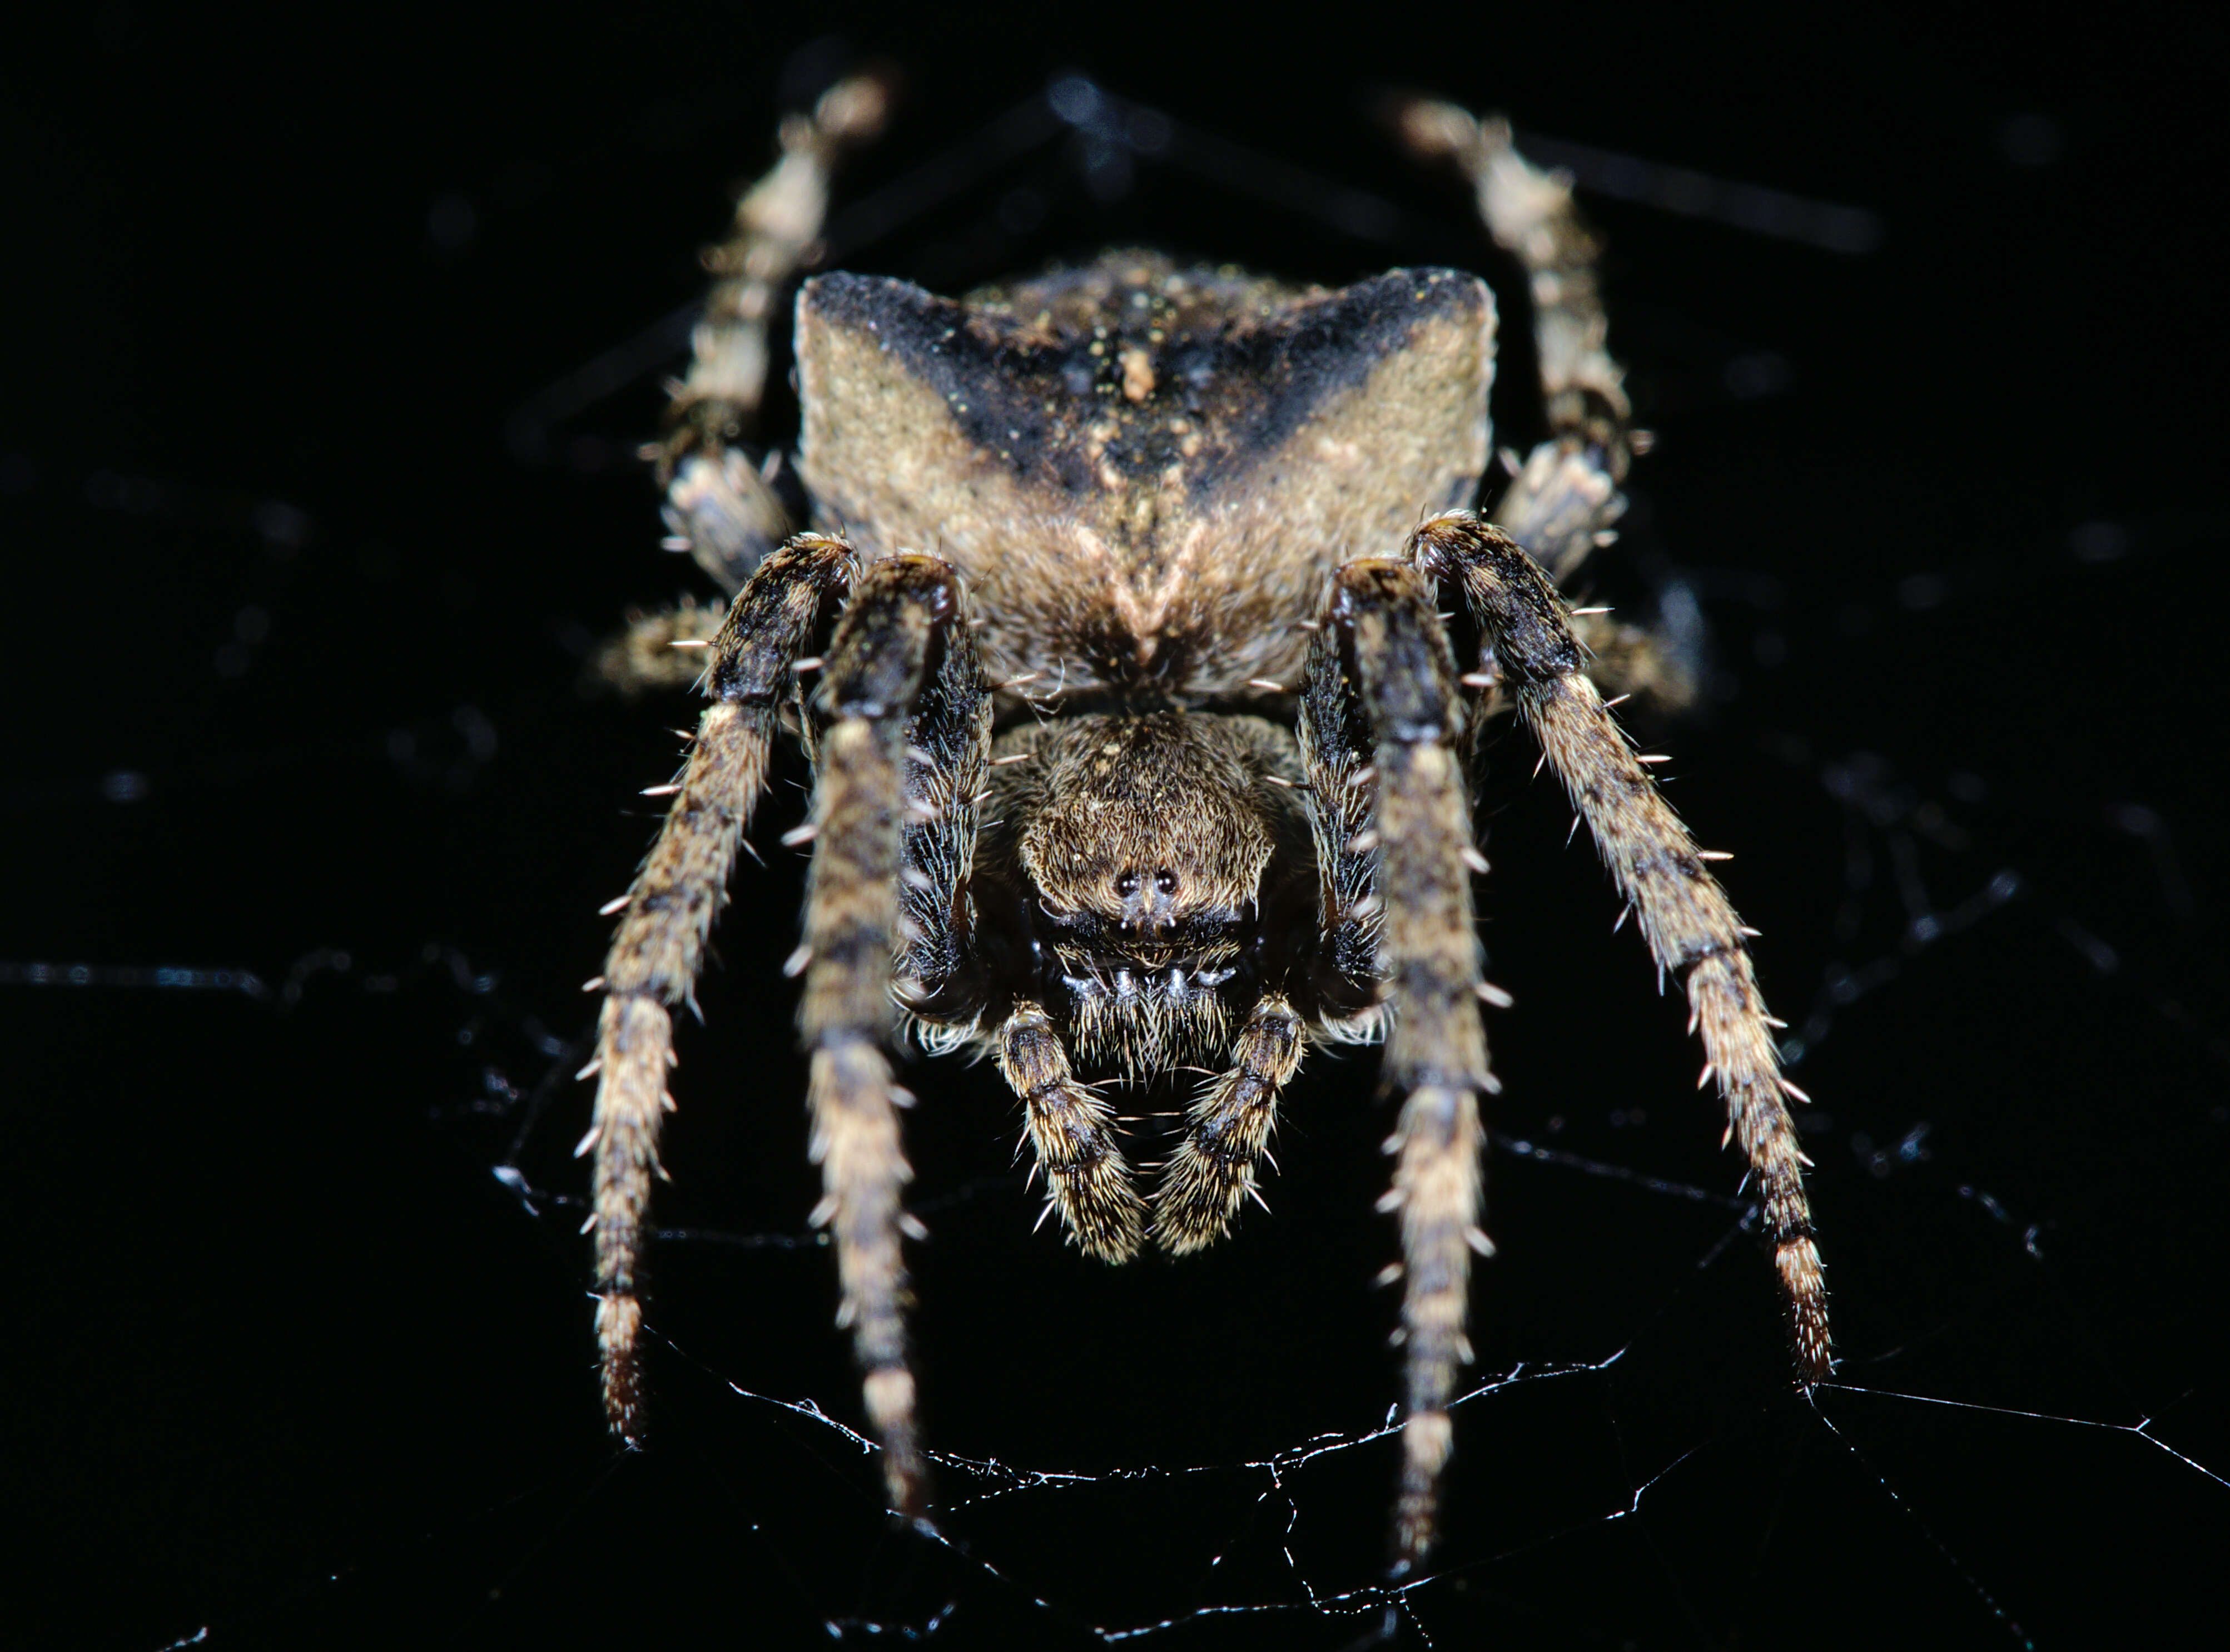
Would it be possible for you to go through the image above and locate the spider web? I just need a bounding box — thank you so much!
[8,23,2227,1650]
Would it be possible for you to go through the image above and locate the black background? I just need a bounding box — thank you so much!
[7,6,2227,1649]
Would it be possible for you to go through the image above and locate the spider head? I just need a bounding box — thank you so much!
[997,711,1305,1076]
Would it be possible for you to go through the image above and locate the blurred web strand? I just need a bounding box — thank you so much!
[1771,736,2226,1080]
[0,960,272,997]
[1513,131,1883,252]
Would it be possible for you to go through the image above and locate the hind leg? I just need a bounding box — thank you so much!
[655,73,892,594]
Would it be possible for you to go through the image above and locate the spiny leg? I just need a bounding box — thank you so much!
[800,552,980,1517]
[1396,98,1632,582]
[1397,103,1695,721]
[655,73,891,592]
[589,533,855,1442]
[1153,993,1305,1253]
[1413,512,1830,1382]
[1301,560,1496,1576]
[1465,606,1698,726]
[996,1003,1146,1260]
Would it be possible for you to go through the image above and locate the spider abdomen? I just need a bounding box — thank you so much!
[794,256,1496,698]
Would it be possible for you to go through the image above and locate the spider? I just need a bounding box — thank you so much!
[580,73,1830,1574]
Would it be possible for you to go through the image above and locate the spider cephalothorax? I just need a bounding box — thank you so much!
[984,711,1306,1078]
[586,76,1830,1575]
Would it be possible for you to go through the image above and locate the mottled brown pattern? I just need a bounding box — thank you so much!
[795,257,1492,699]
[585,80,1829,1580]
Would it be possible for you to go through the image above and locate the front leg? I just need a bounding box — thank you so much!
[799,552,981,1519]
[589,533,854,1442]
[1300,560,1496,1576]
[1413,511,1831,1383]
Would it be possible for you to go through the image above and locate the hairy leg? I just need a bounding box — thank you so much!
[1413,511,1831,1383]
[588,533,853,1441]
[1468,606,1698,724]
[1397,98,1631,586]
[797,552,980,1517]
[1153,993,1307,1252]
[1300,559,1496,1576]
[654,74,891,593]
[996,1002,1146,1261]
[1397,106,1697,715]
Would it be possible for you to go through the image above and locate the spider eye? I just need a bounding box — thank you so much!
[1154,869,1179,896]
[1113,871,1140,897]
